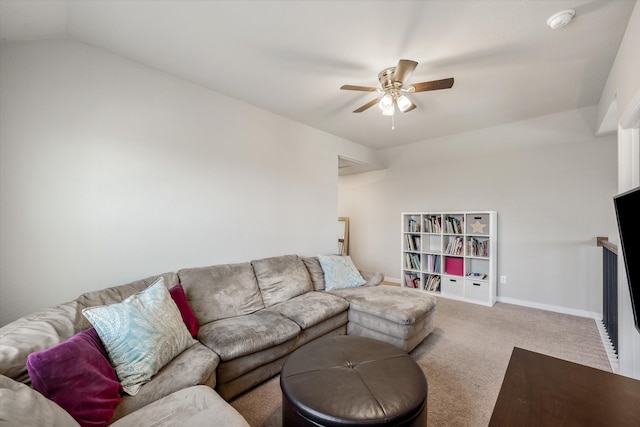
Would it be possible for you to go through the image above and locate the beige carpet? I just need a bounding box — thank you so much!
[230,297,611,427]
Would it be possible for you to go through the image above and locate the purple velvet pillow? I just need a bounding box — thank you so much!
[169,284,200,337]
[27,327,121,427]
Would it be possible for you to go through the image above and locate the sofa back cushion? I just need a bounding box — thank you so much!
[301,256,325,291]
[178,262,265,324]
[0,272,180,385]
[251,255,313,307]
[0,301,84,384]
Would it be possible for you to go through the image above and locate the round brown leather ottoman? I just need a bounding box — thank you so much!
[280,335,427,426]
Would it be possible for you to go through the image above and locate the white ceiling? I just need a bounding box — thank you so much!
[0,0,636,150]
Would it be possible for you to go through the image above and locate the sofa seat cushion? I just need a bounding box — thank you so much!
[270,291,349,329]
[216,320,348,400]
[197,310,300,360]
[216,337,299,385]
[329,285,437,325]
[110,342,219,422]
[0,301,84,384]
[216,355,291,402]
[295,315,348,348]
[0,374,80,427]
[347,315,435,353]
[251,255,313,307]
[347,310,430,340]
[178,262,265,324]
[111,386,250,427]
[331,286,437,352]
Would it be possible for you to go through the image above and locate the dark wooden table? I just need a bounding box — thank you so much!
[489,347,640,426]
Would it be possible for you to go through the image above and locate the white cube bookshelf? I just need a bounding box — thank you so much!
[401,211,497,306]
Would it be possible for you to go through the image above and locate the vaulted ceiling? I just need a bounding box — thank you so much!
[0,0,636,150]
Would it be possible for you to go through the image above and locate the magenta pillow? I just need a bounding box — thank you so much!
[27,327,121,427]
[169,284,200,337]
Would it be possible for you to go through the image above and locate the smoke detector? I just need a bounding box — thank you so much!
[547,9,575,29]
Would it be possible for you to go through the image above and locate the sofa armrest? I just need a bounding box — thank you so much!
[359,270,384,287]
[0,375,80,427]
[110,342,219,422]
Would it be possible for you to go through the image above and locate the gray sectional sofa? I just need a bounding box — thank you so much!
[0,254,438,426]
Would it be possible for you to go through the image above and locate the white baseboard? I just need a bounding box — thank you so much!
[388,277,602,319]
[496,296,601,320]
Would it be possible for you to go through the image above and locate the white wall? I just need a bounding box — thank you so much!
[599,1,640,131]
[595,1,640,379]
[340,106,618,317]
[598,1,640,379]
[0,38,376,325]
[617,128,640,379]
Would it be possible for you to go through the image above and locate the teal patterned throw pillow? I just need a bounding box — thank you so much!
[82,278,195,395]
[318,255,366,291]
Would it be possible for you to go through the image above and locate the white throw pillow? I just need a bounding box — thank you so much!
[82,277,195,395]
[317,255,366,290]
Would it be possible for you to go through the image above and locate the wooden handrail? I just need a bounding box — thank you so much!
[597,236,618,255]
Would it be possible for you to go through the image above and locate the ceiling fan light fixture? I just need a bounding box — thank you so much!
[379,93,393,110]
[397,95,412,112]
[381,103,395,116]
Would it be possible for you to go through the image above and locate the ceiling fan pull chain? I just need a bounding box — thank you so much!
[391,111,395,130]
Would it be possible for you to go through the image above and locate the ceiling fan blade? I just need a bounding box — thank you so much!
[353,98,381,113]
[393,59,418,84]
[411,77,454,92]
[340,85,378,92]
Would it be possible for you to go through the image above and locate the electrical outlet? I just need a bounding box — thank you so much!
[500,275,507,284]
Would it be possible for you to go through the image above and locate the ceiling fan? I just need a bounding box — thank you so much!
[340,59,454,128]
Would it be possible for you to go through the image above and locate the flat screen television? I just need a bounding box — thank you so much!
[614,185,640,333]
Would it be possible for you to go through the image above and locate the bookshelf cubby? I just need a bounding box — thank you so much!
[401,211,497,306]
